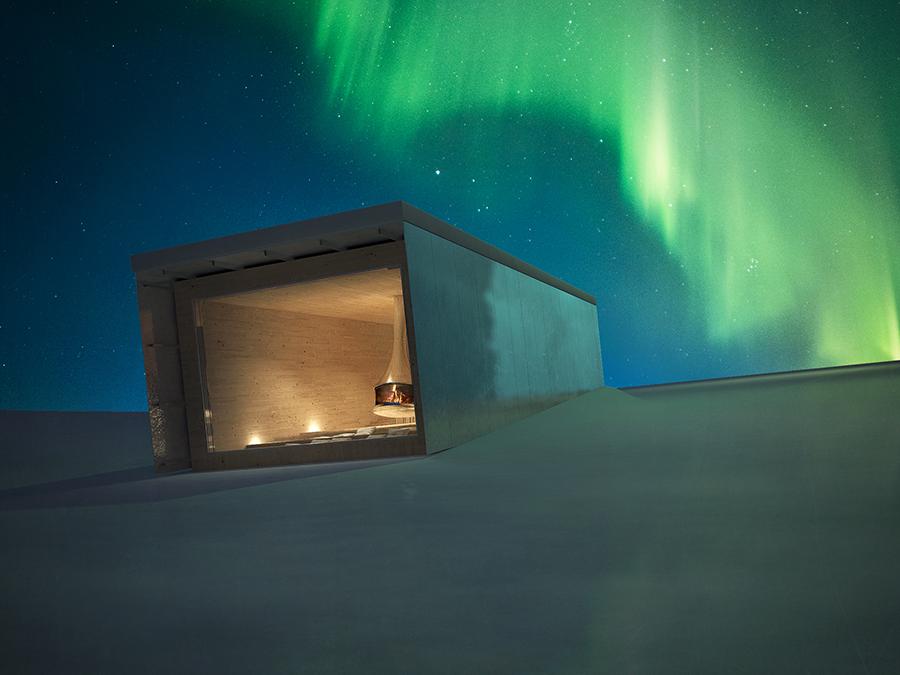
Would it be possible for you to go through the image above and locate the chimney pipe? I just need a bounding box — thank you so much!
[373,294,415,418]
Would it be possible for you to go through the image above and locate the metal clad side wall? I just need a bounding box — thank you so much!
[404,223,604,453]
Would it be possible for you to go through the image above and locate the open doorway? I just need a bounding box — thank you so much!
[193,267,417,452]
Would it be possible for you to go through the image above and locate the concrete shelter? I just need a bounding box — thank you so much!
[131,202,603,471]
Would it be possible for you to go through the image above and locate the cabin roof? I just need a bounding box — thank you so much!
[130,201,595,303]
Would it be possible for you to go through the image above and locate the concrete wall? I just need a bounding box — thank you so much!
[403,222,603,452]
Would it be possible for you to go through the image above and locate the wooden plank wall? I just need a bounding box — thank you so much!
[200,301,394,451]
[403,223,604,453]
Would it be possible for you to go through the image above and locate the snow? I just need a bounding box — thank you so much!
[1,364,899,673]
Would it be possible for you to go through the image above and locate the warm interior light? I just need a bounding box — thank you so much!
[373,294,416,419]
[307,421,321,433]
[248,434,262,446]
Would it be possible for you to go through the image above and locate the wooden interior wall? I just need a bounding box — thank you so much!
[200,301,394,451]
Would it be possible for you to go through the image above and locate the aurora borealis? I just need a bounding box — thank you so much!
[309,0,900,363]
[2,0,898,410]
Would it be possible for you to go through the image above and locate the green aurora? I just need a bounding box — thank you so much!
[279,1,899,366]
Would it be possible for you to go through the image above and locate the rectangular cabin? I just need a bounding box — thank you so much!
[131,202,604,471]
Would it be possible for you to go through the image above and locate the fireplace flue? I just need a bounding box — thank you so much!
[373,294,415,418]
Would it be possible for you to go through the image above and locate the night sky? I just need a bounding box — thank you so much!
[2,1,898,411]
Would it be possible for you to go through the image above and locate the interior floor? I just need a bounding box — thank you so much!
[246,422,417,448]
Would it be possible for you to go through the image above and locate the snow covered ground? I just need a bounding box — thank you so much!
[1,363,899,674]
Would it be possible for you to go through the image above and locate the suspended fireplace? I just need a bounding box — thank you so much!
[373,295,415,419]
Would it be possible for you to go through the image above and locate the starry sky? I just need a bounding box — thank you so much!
[2,0,899,411]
